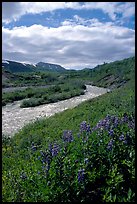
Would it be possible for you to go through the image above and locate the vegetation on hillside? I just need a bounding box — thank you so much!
[2,56,135,202]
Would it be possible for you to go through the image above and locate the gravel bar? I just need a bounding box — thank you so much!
[2,85,110,137]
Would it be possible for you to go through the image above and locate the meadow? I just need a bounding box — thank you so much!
[2,57,135,202]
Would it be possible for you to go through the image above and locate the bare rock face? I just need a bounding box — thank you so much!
[2,85,109,137]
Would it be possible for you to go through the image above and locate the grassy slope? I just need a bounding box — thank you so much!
[80,56,135,88]
[12,76,135,146]
[2,57,135,202]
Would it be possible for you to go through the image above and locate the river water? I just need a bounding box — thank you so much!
[2,85,110,137]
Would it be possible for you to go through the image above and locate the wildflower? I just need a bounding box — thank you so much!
[123,140,127,144]
[113,116,119,128]
[107,139,114,150]
[78,169,85,183]
[119,134,125,141]
[51,143,59,157]
[40,150,44,156]
[31,145,37,151]
[80,121,87,132]
[108,129,114,136]
[80,121,91,133]
[123,113,128,122]
[49,143,53,153]
[63,130,74,142]
[31,142,37,151]
[86,124,91,133]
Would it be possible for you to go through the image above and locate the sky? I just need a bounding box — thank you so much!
[2,2,135,70]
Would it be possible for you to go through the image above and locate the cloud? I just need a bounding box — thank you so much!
[2,2,80,24]
[2,21,135,69]
[2,2,135,24]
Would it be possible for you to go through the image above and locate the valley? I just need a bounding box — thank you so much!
[2,85,109,136]
[2,56,135,202]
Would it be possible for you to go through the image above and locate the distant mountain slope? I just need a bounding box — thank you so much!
[36,62,66,72]
[2,60,35,73]
[2,60,66,73]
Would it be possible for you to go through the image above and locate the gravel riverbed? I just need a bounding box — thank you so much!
[2,85,110,137]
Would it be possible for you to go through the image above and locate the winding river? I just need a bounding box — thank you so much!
[2,85,110,137]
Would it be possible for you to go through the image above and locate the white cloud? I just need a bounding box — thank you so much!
[2,21,135,69]
[2,2,135,24]
[2,2,80,24]
[62,15,114,27]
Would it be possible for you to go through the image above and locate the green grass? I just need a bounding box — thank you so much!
[2,77,135,202]
[2,81,86,107]
[2,56,135,202]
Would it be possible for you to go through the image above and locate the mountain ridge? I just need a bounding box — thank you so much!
[2,60,66,73]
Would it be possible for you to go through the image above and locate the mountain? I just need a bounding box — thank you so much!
[36,62,66,72]
[2,60,66,73]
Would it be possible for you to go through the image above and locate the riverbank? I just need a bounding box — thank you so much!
[2,85,109,136]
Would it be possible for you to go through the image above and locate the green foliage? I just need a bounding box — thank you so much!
[2,56,135,202]
[3,81,86,107]
[2,74,135,202]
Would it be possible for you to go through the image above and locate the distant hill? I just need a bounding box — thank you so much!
[36,62,66,72]
[2,60,66,73]
[2,57,134,89]
[80,56,135,89]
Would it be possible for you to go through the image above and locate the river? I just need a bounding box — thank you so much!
[2,85,110,137]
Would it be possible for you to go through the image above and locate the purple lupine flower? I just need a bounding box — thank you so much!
[78,169,85,183]
[113,116,119,128]
[128,121,135,129]
[94,116,111,131]
[119,134,125,141]
[123,113,128,123]
[63,130,74,142]
[31,145,37,151]
[86,124,91,133]
[80,121,91,133]
[31,142,37,151]
[106,114,111,120]
[51,143,59,157]
[40,150,51,164]
[108,129,114,136]
[40,150,44,156]
[107,139,114,150]
[49,143,53,153]
[80,121,87,132]
[123,140,127,144]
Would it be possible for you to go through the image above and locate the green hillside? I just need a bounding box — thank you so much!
[2,56,134,89]
[2,56,135,202]
[79,56,135,89]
